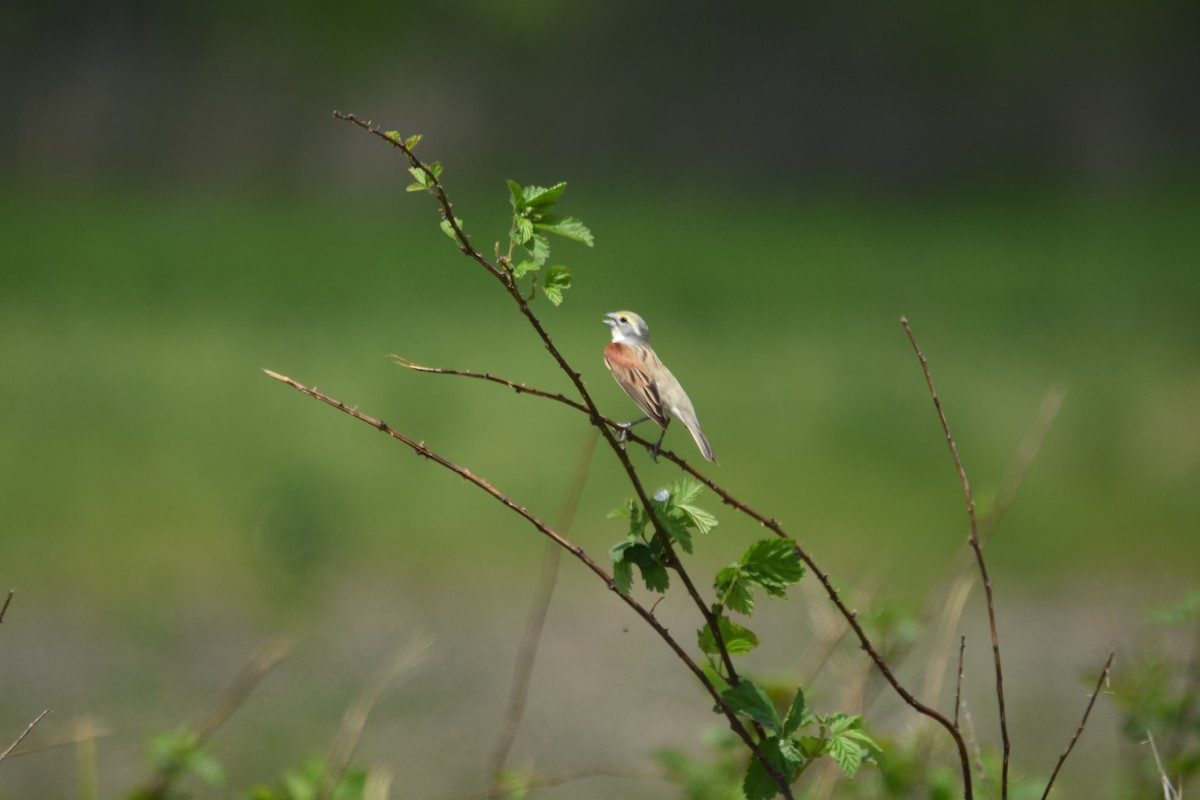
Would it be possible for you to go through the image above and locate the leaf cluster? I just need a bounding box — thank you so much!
[504,180,592,306]
[608,478,718,596]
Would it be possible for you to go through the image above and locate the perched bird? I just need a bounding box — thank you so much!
[602,310,717,463]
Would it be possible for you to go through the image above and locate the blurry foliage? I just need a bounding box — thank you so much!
[1110,589,1200,790]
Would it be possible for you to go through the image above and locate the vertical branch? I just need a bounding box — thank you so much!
[954,636,967,730]
[902,316,1011,798]
[1039,653,1114,800]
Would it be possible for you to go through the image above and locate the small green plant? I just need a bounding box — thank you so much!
[127,728,225,800]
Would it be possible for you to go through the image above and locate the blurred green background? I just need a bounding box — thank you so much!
[2,2,1198,798]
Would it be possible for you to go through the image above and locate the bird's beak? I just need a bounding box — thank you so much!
[603,312,618,329]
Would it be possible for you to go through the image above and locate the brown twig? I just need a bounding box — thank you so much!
[0,589,14,623]
[0,709,50,763]
[337,112,755,749]
[488,429,598,791]
[902,316,1008,798]
[1039,652,1114,800]
[264,369,793,796]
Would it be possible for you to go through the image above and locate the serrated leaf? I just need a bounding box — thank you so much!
[385,130,402,143]
[829,734,864,778]
[678,503,718,535]
[428,161,443,179]
[714,565,755,615]
[542,264,571,306]
[613,560,633,596]
[667,477,704,507]
[742,539,805,591]
[527,232,551,265]
[404,133,423,150]
[698,615,760,656]
[511,216,534,246]
[533,214,594,246]
[639,561,670,593]
[782,688,815,737]
[723,680,781,733]
[659,510,693,553]
[741,737,790,800]
[522,182,568,208]
[405,182,427,192]
[512,259,539,278]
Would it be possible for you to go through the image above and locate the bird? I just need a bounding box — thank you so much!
[602,310,717,463]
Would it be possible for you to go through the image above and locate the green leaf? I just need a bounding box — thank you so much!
[534,214,595,246]
[639,560,670,592]
[440,217,463,241]
[722,679,781,733]
[782,688,815,737]
[522,182,568,208]
[511,215,534,246]
[742,538,805,594]
[404,133,423,150]
[829,734,864,778]
[541,264,571,306]
[613,560,633,596]
[668,477,705,507]
[512,259,539,278]
[741,737,796,800]
[385,130,402,144]
[506,179,526,211]
[408,166,431,187]
[428,161,443,179]
[698,615,760,656]
[659,509,694,553]
[528,232,551,265]
[405,182,427,193]
[678,502,718,535]
[714,564,755,615]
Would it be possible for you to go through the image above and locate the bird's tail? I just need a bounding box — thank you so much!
[684,419,718,464]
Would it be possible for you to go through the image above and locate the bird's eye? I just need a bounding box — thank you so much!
[619,316,628,323]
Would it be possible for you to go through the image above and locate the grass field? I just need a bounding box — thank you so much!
[0,183,1196,797]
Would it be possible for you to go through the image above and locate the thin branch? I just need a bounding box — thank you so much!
[0,589,13,623]
[488,429,599,790]
[903,316,1008,799]
[264,369,793,797]
[0,709,50,763]
[1039,652,1114,800]
[955,636,967,731]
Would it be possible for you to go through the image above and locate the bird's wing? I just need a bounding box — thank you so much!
[604,342,668,427]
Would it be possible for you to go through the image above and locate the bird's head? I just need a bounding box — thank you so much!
[604,310,650,343]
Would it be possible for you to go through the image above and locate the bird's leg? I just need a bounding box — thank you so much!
[651,428,667,462]
[615,416,651,446]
